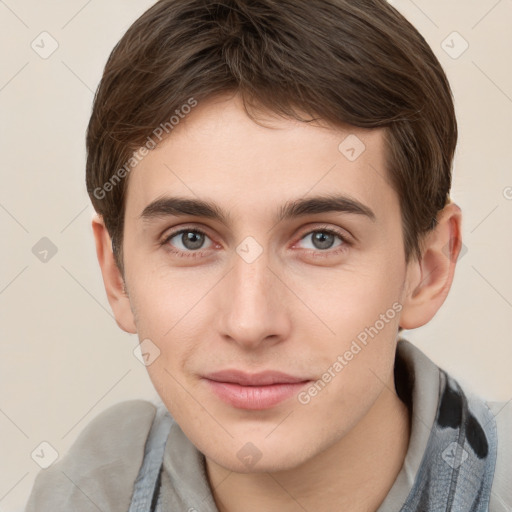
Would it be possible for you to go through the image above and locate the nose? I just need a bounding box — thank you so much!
[216,249,292,350]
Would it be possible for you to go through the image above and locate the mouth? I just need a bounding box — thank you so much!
[202,369,313,410]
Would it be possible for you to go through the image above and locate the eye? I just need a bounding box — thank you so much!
[295,228,349,253]
[163,228,214,256]
[161,225,351,259]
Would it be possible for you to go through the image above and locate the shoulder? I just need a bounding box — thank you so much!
[487,399,512,511]
[24,399,158,512]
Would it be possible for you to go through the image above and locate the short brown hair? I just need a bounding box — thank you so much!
[86,0,457,275]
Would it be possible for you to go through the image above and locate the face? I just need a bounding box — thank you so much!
[121,93,412,472]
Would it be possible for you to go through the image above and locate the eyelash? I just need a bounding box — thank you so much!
[160,225,351,259]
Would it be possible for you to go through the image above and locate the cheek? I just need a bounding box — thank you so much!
[290,256,405,403]
[292,272,403,433]
[292,256,404,341]
[127,262,214,331]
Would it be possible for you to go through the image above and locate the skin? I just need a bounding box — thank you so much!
[92,92,462,511]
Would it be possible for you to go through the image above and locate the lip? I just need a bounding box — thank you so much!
[204,369,309,386]
[202,370,312,410]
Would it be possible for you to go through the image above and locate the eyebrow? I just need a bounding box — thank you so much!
[139,194,376,225]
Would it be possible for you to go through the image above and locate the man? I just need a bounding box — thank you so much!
[25,0,511,510]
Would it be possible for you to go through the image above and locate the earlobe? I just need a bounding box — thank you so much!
[399,202,462,330]
[91,213,137,334]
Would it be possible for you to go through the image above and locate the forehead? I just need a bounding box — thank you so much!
[124,94,396,224]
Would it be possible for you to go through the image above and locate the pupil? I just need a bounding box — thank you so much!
[313,232,334,250]
[183,232,204,250]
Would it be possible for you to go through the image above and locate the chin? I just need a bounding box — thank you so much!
[211,452,307,474]
[202,435,318,474]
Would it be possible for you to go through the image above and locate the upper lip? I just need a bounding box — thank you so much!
[203,369,311,386]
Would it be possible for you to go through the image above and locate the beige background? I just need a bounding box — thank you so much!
[1,0,511,510]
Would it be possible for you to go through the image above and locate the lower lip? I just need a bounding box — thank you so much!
[203,379,311,410]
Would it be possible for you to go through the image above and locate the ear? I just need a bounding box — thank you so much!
[91,213,137,334]
[399,202,462,329]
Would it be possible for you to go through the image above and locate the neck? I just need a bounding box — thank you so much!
[205,377,410,512]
